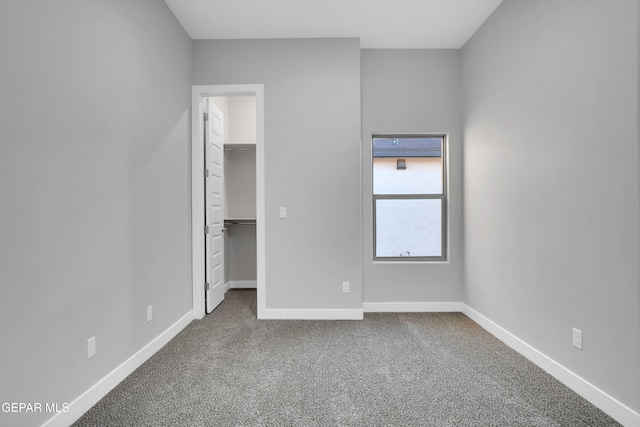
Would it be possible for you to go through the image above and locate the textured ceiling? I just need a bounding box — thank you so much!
[164,0,503,49]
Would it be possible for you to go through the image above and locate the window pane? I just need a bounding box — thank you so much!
[375,199,442,257]
[373,157,443,195]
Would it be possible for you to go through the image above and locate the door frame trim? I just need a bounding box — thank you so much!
[191,84,265,319]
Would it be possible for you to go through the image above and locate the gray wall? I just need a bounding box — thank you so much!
[361,50,464,303]
[225,149,257,283]
[0,1,193,426]
[225,150,257,219]
[193,39,362,309]
[462,0,640,413]
[226,225,258,282]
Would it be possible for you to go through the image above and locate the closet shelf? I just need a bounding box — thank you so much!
[224,143,256,151]
[224,218,256,225]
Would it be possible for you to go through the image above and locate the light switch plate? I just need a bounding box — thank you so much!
[279,207,287,219]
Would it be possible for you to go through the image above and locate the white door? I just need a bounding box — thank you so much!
[205,99,225,313]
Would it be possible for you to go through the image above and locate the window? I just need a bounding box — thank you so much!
[373,135,447,261]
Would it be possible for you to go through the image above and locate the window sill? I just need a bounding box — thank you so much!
[372,259,450,265]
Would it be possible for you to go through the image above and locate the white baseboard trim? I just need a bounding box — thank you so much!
[229,280,257,289]
[259,308,364,320]
[363,301,463,312]
[461,304,640,427]
[42,311,193,427]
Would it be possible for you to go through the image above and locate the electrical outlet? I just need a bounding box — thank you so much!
[342,281,350,293]
[87,336,96,360]
[147,305,153,322]
[572,328,582,350]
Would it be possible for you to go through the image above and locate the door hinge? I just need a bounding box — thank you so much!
[205,282,210,291]
[204,225,210,234]
[203,112,209,121]
[204,169,209,178]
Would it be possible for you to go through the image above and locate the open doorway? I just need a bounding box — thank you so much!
[210,95,258,291]
[191,85,265,320]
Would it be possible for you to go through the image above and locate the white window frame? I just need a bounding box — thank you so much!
[372,134,448,262]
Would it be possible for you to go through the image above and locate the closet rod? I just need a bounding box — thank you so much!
[224,220,256,225]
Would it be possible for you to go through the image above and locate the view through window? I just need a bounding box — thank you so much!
[373,135,447,260]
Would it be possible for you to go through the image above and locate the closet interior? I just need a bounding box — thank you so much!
[210,95,257,289]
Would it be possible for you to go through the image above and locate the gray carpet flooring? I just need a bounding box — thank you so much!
[74,290,619,426]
